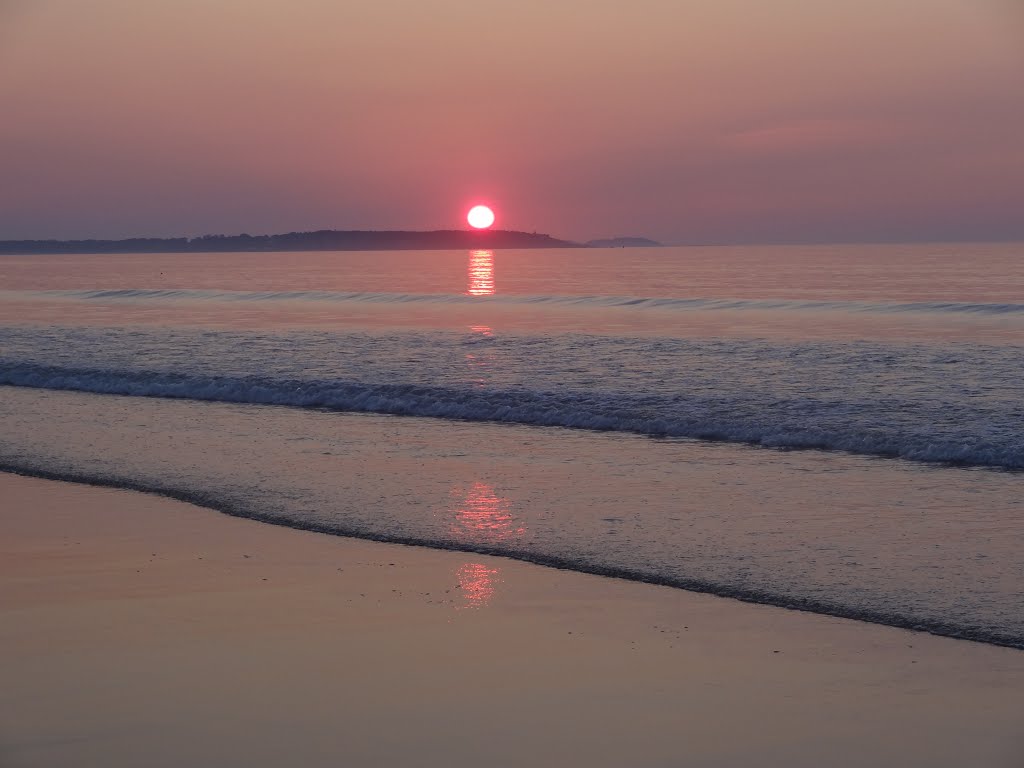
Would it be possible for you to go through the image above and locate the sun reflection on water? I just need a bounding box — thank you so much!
[447,483,520,609]
[464,324,495,386]
[467,250,495,296]
[451,481,524,544]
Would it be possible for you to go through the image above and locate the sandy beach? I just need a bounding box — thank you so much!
[2,471,1022,767]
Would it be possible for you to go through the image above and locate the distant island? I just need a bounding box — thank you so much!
[585,237,662,248]
[0,229,584,255]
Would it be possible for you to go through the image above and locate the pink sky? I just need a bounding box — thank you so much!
[1,0,1022,243]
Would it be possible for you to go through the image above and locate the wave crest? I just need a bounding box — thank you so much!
[2,362,1021,470]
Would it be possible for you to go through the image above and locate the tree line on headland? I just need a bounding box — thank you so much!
[0,229,587,254]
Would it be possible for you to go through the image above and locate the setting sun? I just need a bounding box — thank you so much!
[467,205,495,230]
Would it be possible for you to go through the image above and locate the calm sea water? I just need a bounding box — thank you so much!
[1,243,1022,646]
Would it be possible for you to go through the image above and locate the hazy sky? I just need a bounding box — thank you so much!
[1,0,1022,243]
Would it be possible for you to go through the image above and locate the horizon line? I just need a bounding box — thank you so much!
[1,228,1022,250]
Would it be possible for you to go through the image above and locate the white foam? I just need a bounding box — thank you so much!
[2,362,1021,470]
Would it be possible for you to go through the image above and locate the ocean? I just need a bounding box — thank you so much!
[1,243,1022,647]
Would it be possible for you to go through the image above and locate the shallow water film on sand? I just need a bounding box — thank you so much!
[1,244,1022,646]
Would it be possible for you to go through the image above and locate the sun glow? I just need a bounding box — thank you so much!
[467,205,495,229]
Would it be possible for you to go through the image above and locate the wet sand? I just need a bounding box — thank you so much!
[2,471,1022,768]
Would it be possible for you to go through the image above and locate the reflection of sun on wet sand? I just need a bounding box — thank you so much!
[448,481,522,608]
[455,562,500,609]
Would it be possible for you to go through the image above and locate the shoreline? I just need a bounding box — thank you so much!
[2,471,1023,767]
[1,461,1019,651]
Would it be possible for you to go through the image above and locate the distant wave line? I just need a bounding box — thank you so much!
[5,288,1024,316]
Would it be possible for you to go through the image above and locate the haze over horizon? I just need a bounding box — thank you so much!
[1,0,1022,245]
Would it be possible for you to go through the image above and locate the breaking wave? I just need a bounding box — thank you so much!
[2,361,1021,470]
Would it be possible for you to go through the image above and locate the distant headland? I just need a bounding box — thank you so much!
[0,229,586,255]
[585,237,662,248]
